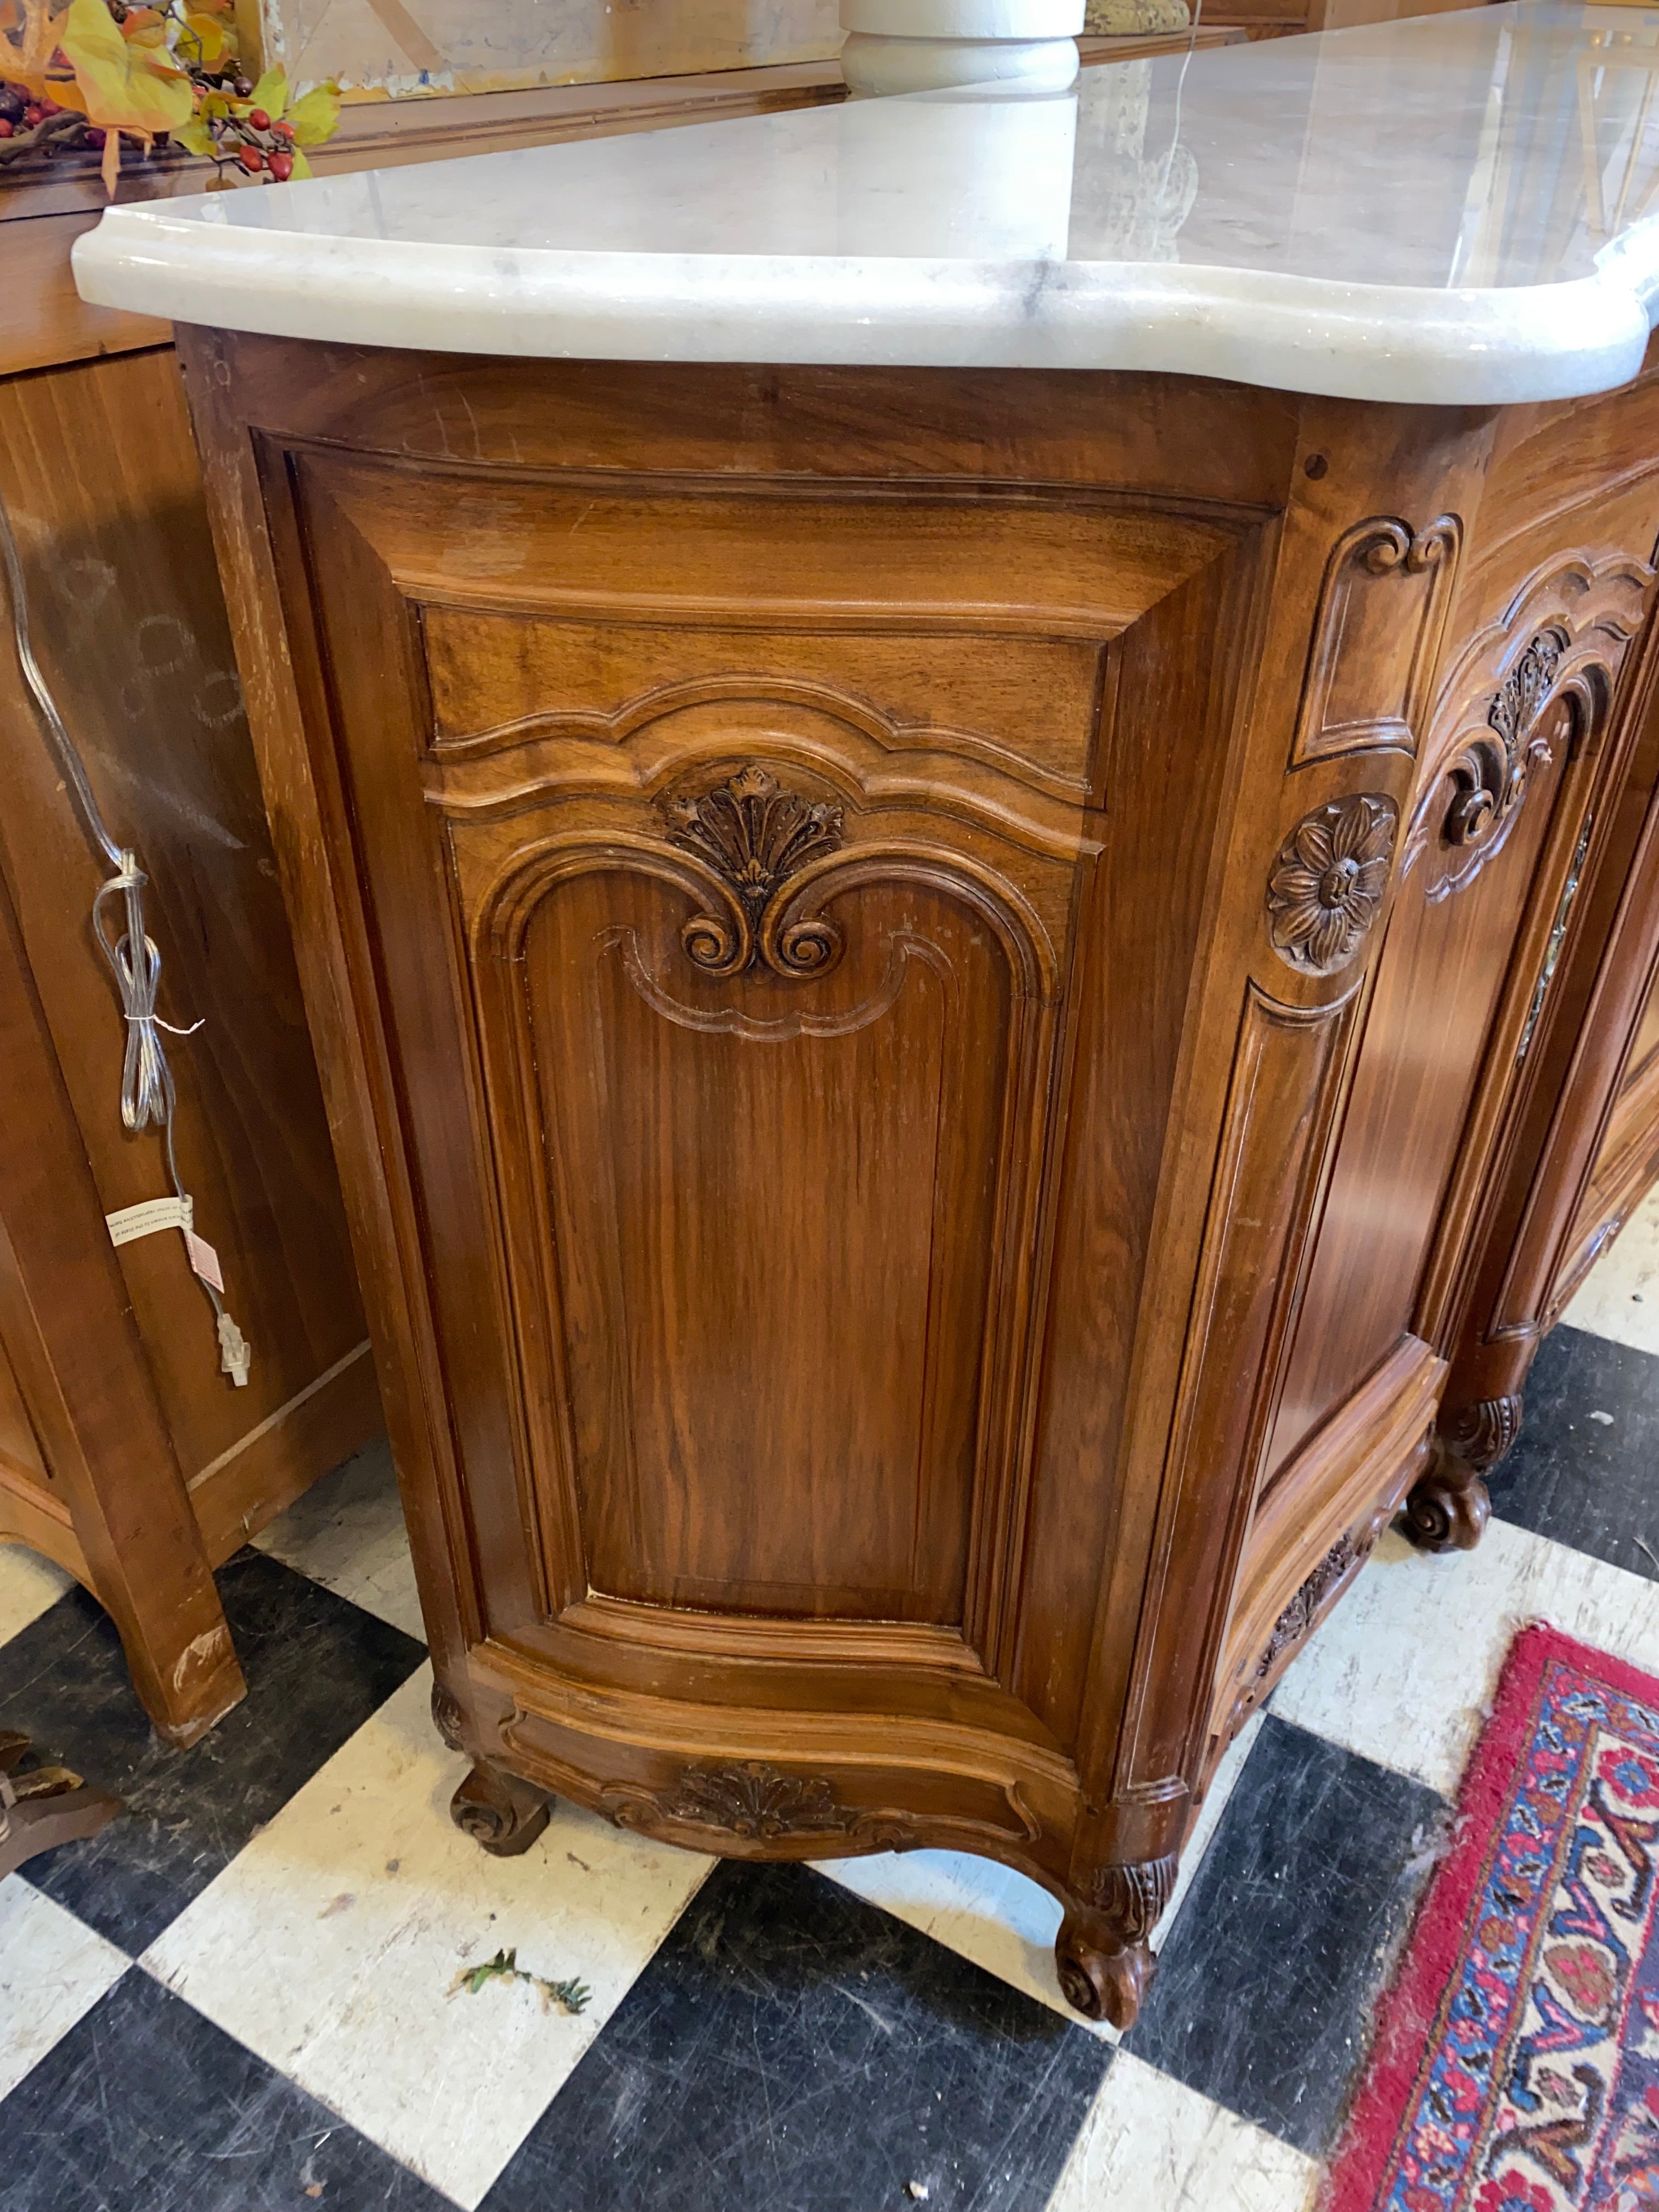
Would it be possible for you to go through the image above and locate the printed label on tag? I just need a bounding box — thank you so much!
[184,1229,225,1295]
[107,1194,193,1248]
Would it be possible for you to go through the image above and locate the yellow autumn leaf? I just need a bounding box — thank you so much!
[285,78,338,145]
[246,63,286,115]
[9,58,88,111]
[62,0,192,136]
[174,111,215,155]
[182,3,230,65]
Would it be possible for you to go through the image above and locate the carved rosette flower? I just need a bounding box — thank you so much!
[662,767,845,980]
[1266,793,1398,976]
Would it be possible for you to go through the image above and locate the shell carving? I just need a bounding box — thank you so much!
[661,767,844,979]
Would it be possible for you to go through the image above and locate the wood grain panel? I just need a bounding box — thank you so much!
[1116,974,1363,1790]
[191,332,1301,515]
[501,860,1014,1623]
[0,1328,48,1490]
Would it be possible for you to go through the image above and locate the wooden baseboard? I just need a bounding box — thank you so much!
[0,1342,379,1588]
[189,1339,382,1565]
[0,1451,87,1580]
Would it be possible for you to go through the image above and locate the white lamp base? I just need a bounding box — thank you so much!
[841,31,1081,93]
[840,0,1084,94]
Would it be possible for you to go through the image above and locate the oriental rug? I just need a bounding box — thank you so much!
[1327,1622,1659,2212]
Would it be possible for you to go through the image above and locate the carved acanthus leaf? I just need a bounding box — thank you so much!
[661,767,845,980]
[602,1759,916,1849]
[1085,1854,1180,1943]
[1255,1532,1361,1682]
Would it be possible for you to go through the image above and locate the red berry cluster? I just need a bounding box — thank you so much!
[0,80,109,159]
[229,106,297,179]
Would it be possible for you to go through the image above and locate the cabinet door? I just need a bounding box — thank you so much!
[272,426,1262,1868]
[268,403,1278,1838]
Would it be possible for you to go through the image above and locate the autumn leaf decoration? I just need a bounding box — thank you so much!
[0,0,339,193]
[174,59,340,181]
[62,0,190,191]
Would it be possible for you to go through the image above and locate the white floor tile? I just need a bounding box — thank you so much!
[0,1877,129,2100]
[252,1435,426,1641]
[817,1711,1266,2037]
[0,1543,73,1649]
[141,1662,712,2210]
[1046,2051,1320,2212]
[1561,1183,1659,1354]
[1272,1515,1659,1797]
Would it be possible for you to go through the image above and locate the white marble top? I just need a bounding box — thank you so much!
[72,3,1659,404]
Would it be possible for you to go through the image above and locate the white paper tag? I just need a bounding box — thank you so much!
[107,1194,193,1248]
[184,1229,225,1295]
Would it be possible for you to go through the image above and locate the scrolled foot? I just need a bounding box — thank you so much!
[1056,1913,1154,2028]
[430,1680,466,1752]
[1400,1461,1491,1554]
[449,1760,551,1858]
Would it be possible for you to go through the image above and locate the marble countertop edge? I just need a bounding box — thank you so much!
[72,215,1658,408]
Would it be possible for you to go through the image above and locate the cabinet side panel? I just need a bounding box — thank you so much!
[1014,532,1272,1748]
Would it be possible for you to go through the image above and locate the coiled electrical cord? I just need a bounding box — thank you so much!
[0,484,250,1385]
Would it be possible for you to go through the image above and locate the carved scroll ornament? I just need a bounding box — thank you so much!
[430,1681,466,1752]
[1266,793,1398,976]
[1435,629,1564,893]
[661,766,844,980]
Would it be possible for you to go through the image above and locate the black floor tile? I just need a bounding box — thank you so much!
[1487,1321,1659,1576]
[1127,1714,1442,2157]
[0,1547,425,1953]
[481,1858,1110,2212]
[0,1967,451,2212]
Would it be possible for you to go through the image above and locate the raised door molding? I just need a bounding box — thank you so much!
[1290,515,1462,768]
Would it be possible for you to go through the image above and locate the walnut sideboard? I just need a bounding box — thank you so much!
[74,4,1659,2022]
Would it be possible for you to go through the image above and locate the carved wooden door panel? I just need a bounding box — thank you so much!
[275,444,1260,1812]
[1264,532,1659,1555]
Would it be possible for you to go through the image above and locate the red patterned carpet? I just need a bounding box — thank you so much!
[1328,1624,1659,2212]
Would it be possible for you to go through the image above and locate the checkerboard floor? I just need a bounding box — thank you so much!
[8,1193,1659,2212]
